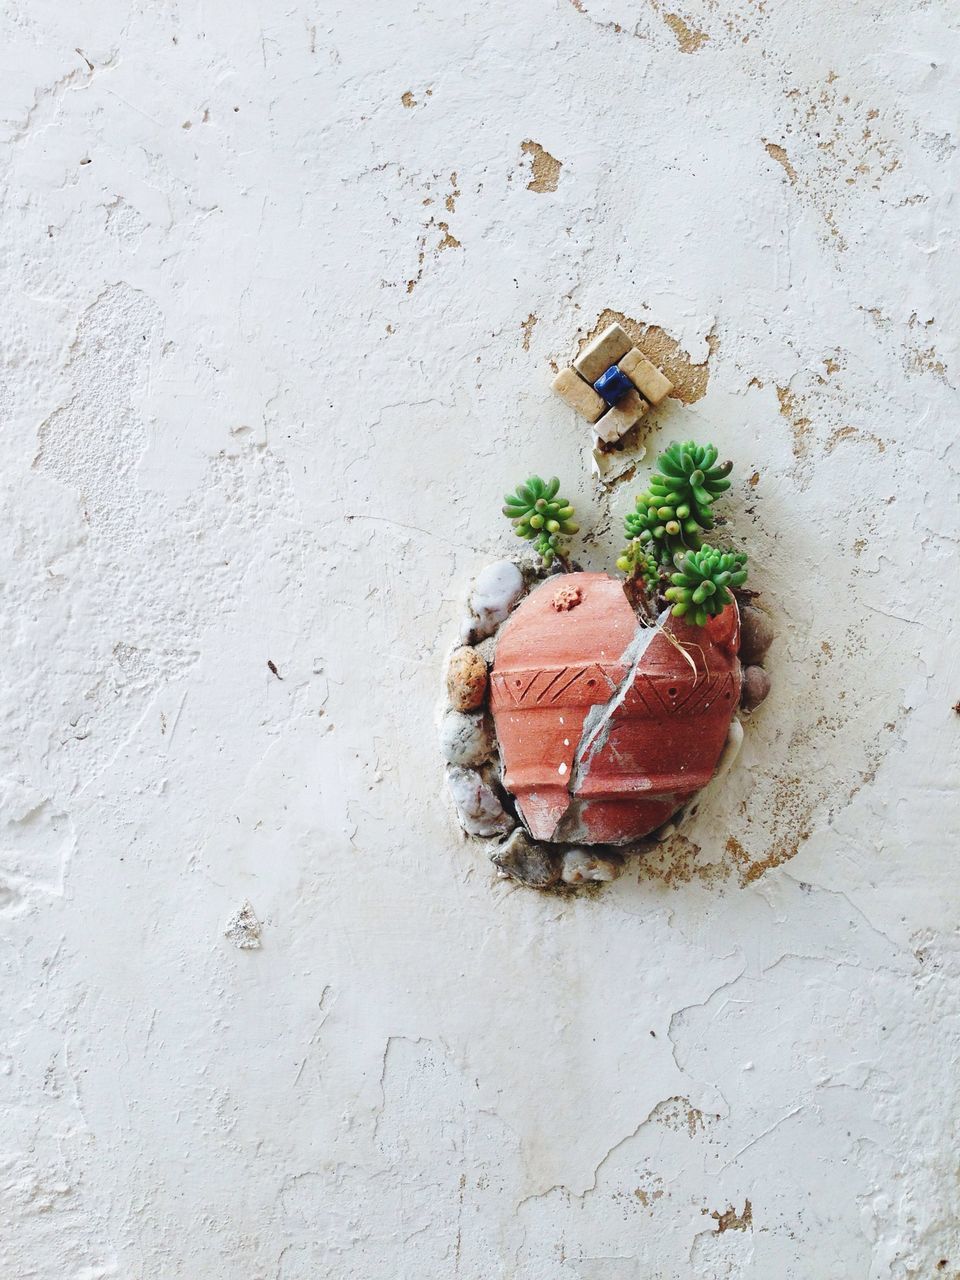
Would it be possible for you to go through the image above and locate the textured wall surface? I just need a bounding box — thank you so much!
[2,1,959,1276]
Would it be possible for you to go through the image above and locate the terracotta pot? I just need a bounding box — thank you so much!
[490,572,741,845]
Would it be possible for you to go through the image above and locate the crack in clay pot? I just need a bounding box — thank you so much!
[568,622,660,795]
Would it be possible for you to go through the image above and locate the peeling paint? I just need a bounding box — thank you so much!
[520,139,563,193]
[662,13,710,53]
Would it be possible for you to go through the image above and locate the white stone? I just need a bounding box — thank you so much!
[439,708,495,766]
[446,766,514,837]
[461,560,525,641]
[560,848,624,883]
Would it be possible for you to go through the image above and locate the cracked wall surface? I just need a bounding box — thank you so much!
[1,0,958,1276]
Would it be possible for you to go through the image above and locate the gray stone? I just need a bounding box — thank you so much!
[739,605,777,666]
[474,633,499,666]
[740,665,772,713]
[439,708,495,767]
[560,848,625,884]
[490,828,561,888]
[446,766,514,837]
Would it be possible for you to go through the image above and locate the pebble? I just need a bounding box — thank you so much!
[739,605,776,666]
[561,848,625,884]
[439,709,495,767]
[446,766,514,838]
[490,827,561,888]
[445,646,488,712]
[461,561,525,642]
[740,665,772,713]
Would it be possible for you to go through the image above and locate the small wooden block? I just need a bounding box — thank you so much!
[573,323,633,385]
[552,366,605,424]
[595,388,647,443]
[619,347,673,405]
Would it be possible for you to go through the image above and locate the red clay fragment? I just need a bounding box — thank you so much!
[490,572,741,844]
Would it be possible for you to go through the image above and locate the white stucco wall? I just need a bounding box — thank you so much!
[2,1,959,1276]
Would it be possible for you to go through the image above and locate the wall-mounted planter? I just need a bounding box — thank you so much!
[490,572,741,845]
[439,330,773,889]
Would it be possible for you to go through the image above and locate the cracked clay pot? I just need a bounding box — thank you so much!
[490,572,742,845]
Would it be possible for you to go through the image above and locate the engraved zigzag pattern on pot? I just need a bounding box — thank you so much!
[491,666,737,715]
[490,664,617,709]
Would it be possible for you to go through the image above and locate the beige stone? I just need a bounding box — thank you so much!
[595,388,647,443]
[552,366,605,423]
[619,347,673,405]
[446,646,488,712]
[573,323,633,384]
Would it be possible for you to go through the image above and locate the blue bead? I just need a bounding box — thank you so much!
[593,365,633,406]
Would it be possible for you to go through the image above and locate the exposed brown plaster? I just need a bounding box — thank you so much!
[406,211,461,290]
[650,1095,713,1137]
[640,703,907,892]
[521,140,562,193]
[776,385,812,457]
[520,313,538,351]
[566,0,625,34]
[711,1200,753,1233]
[633,1180,665,1208]
[908,345,949,382]
[663,13,709,52]
[437,222,461,251]
[824,425,886,455]
[636,835,731,888]
[583,309,717,404]
[775,76,902,250]
[763,140,797,183]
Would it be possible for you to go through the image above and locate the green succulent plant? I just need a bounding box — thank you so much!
[664,546,749,628]
[502,475,579,567]
[616,439,749,626]
[615,540,659,589]
[623,440,734,567]
[497,446,750,627]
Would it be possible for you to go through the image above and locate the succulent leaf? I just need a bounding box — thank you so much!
[622,439,735,567]
[616,539,660,587]
[663,545,748,627]
[503,474,577,567]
